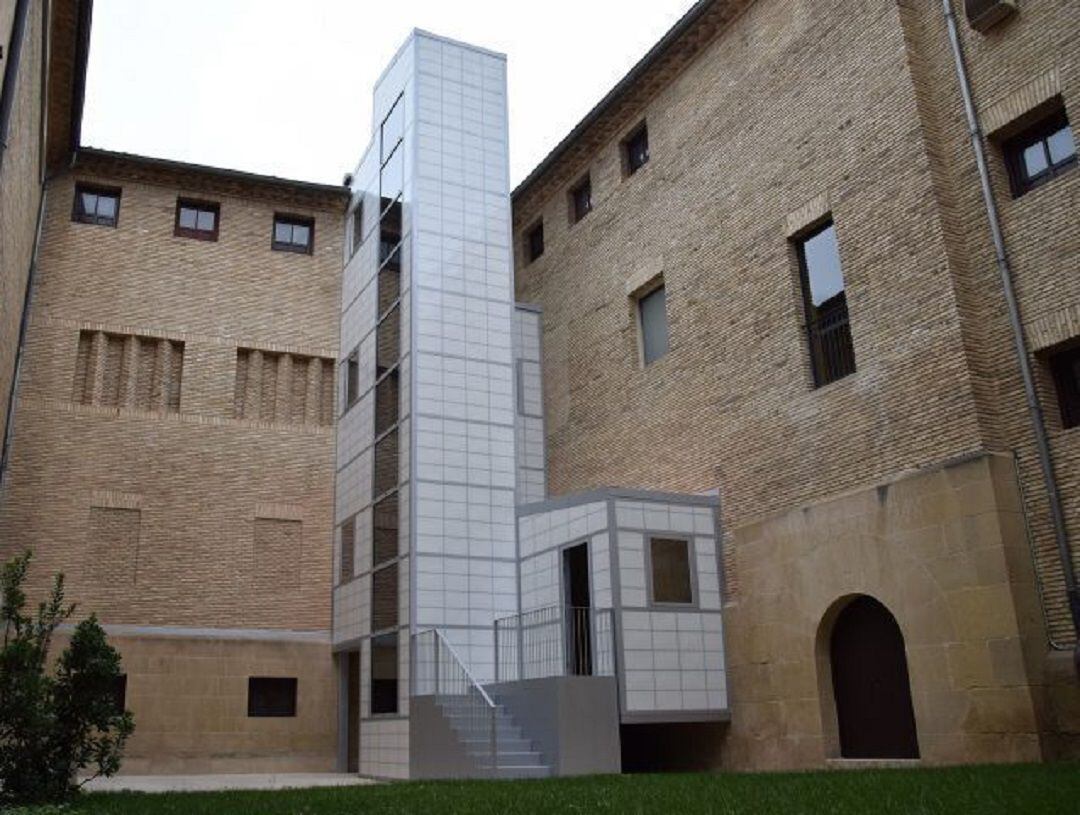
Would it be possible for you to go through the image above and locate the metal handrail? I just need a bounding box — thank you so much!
[435,629,496,708]
[494,605,615,683]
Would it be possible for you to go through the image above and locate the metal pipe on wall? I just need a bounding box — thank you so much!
[940,0,1080,661]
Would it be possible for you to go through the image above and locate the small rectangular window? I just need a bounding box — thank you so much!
[570,176,592,223]
[72,183,121,227]
[340,516,355,583]
[796,220,855,387]
[624,124,649,175]
[638,285,669,366]
[650,537,692,605]
[1004,103,1077,197]
[370,633,398,715]
[343,349,359,413]
[351,203,364,256]
[175,199,219,241]
[526,221,544,263]
[111,674,128,714]
[1049,343,1080,430]
[272,214,314,254]
[247,677,297,717]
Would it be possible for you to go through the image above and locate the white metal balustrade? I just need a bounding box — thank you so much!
[494,605,616,683]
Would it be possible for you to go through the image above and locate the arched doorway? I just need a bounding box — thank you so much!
[828,595,919,759]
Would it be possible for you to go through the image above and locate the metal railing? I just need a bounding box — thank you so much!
[412,629,499,776]
[494,605,615,683]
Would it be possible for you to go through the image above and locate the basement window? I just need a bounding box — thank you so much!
[570,175,592,223]
[638,284,669,366]
[1003,103,1077,197]
[272,214,314,254]
[650,537,693,605]
[1048,343,1080,430]
[796,220,856,387]
[175,199,219,241]
[72,184,121,227]
[526,221,544,263]
[247,677,297,717]
[624,124,650,175]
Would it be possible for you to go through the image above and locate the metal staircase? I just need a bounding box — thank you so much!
[414,629,551,779]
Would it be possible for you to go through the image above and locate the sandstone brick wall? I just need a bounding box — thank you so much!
[0,0,45,460]
[0,159,346,633]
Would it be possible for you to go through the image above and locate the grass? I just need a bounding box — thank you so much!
[20,763,1080,814]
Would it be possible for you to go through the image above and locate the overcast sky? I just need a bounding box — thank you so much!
[81,0,695,188]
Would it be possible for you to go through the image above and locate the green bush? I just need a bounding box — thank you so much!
[0,551,134,805]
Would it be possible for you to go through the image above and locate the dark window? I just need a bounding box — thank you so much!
[373,493,398,567]
[351,203,363,256]
[1049,343,1080,430]
[175,199,219,241]
[796,220,855,387]
[1004,104,1077,197]
[526,221,544,263]
[247,677,297,717]
[638,285,669,365]
[272,214,314,254]
[72,184,121,227]
[370,633,398,715]
[340,516,355,582]
[570,176,592,223]
[343,349,359,413]
[650,538,692,604]
[625,124,650,175]
[111,674,128,714]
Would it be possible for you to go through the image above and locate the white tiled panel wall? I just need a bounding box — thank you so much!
[513,306,546,504]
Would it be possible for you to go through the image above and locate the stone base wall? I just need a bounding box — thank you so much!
[55,632,338,775]
[721,451,1071,770]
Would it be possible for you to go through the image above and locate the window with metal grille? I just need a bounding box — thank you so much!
[526,221,544,263]
[72,184,120,227]
[174,199,219,241]
[272,214,314,254]
[247,677,297,717]
[1003,104,1077,197]
[624,124,649,175]
[340,516,355,583]
[570,175,592,223]
[650,537,692,605]
[1049,343,1080,430]
[796,220,855,387]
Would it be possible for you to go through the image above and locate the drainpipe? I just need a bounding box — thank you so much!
[0,0,32,165]
[940,0,1080,667]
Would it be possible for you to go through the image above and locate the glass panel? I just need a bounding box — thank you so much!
[178,207,197,229]
[274,221,292,243]
[802,224,845,306]
[196,209,216,231]
[80,192,97,216]
[380,144,404,209]
[639,286,669,365]
[97,195,117,219]
[370,633,398,715]
[381,95,404,163]
[1023,142,1049,178]
[1047,125,1077,165]
[651,538,692,604]
[373,493,399,566]
[373,428,398,497]
[292,224,310,247]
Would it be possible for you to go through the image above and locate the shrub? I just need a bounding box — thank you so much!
[0,551,134,804]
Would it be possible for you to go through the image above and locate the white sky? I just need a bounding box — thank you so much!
[81,0,696,188]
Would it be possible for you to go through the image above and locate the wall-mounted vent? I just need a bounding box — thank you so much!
[965,0,1017,32]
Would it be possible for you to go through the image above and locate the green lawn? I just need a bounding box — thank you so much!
[21,763,1080,814]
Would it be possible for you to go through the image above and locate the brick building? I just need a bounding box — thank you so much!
[1,0,1078,777]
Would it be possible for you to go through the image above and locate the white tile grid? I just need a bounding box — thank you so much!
[621,611,727,712]
[414,351,515,427]
[340,257,379,355]
[335,448,372,524]
[332,579,367,645]
[618,530,647,608]
[359,718,410,780]
[414,414,515,491]
[696,536,722,611]
[336,389,373,466]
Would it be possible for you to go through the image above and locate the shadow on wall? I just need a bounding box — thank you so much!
[620,723,727,772]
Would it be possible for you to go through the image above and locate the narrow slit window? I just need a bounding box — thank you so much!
[343,349,359,413]
[570,176,592,223]
[526,221,544,263]
[796,220,855,387]
[350,203,364,256]
[1048,343,1080,430]
[340,516,355,583]
[638,285,669,366]
[624,124,650,175]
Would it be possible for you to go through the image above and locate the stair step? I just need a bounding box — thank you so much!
[478,764,552,779]
[461,738,534,752]
[470,750,545,767]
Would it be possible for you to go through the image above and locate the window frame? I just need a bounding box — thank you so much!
[350,202,364,257]
[342,349,359,415]
[246,676,297,717]
[525,220,544,263]
[1003,105,1077,197]
[369,632,399,716]
[1048,342,1080,430]
[272,213,315,255]
[174,198,220,242]
[647,535,696,607]
[569,175,592,224]
[794,218,856,388]
[72,183,121,227]
[636,281,670,367]
[623,123,650,176]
